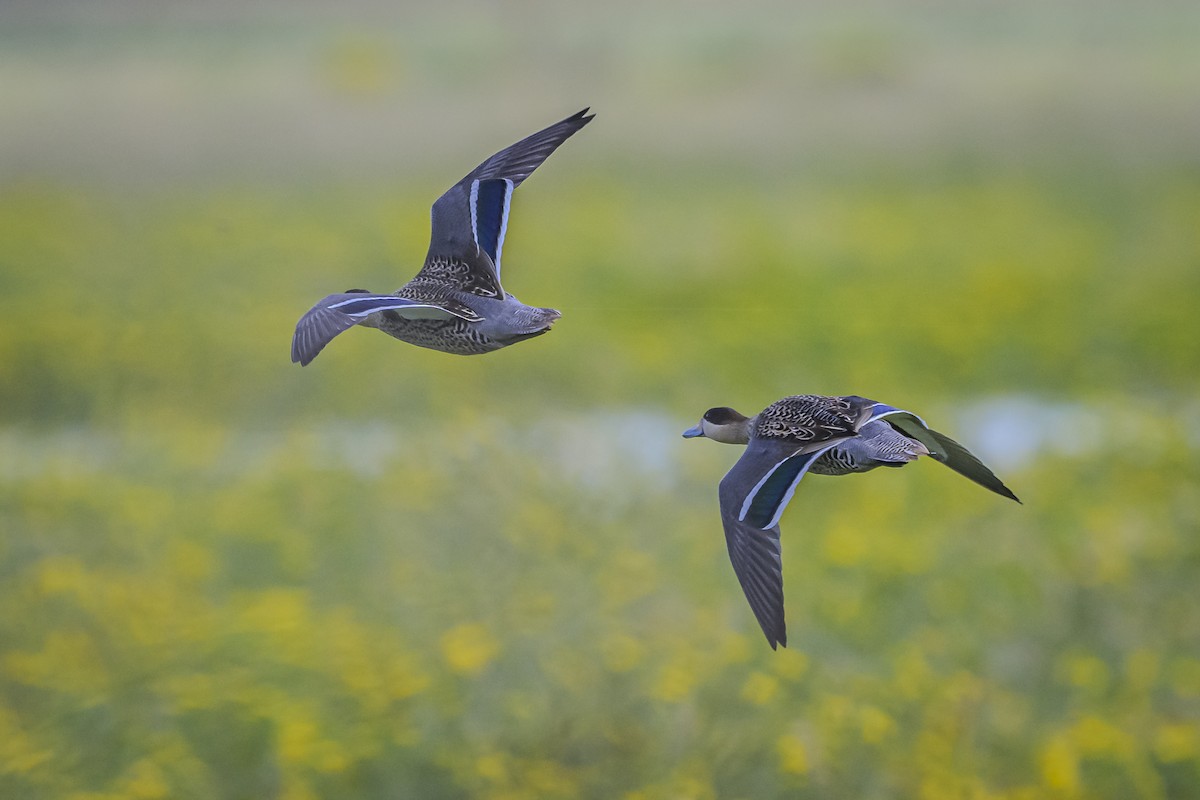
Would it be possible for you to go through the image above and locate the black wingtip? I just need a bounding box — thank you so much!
[290,324,319,366]
[290,341,311,367]
[568,107,596,127]
[983,475,1021,504]
[760,621,787,650]
[991,476,1022,504]
[923,427,1023,506]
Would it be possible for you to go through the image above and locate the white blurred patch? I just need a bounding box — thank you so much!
[2,396,1196,485]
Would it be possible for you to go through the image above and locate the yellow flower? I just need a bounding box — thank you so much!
[1060,654,1110,693]
[601,633,643,673]
[892,645,932,699]
[1124,648,1160,692]
[440,623,500,676]
[36,556,88,598]
[1039,735,1079,795]
[859,705,896,744]
[717,632,752,665]
[777,733,809,776]
[815,694,853,730]
[740,671,779,706]
[122,758,169,799]
[596,548,657,608]
[278,716,319,764]
[281,775,317,800]
[1154,723,1199,763]
[239,588,310,635]
[0,706,51,774]
[4,631,109,696]
[650,662,697,703]
[524,759,575,795]
[476,752,508,783]
[167,539,214,583]
[314,741,349,774]
[771,648,809,681]
[1070,715,1133,758]
[383,651,431,701]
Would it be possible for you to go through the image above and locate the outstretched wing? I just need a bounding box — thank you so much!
[720,509,787,650]
[291,292,475,366]
[717,436,849,649]
[418,108,594,297]
[872,406,1021,503]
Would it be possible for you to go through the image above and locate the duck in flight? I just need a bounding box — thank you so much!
[683,394,1020,649]
[292,108,594,365]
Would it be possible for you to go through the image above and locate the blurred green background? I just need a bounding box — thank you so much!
[2,1,1199,798]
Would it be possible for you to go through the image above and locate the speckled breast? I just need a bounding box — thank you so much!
[376,314,502,355]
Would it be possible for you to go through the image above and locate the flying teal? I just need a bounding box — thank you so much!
[683,394,1019,648]
[292,108,594,365]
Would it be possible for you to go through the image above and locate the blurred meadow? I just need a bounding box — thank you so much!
[2,1,1200,797]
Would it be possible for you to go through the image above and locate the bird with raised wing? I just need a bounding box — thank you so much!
[682,394,1020,649]
[292,108,594,365]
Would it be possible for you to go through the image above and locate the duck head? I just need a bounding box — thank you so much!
[682,407,753,444]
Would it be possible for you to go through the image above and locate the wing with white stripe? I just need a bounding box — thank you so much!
[291,292,469,366]
[737,443,843,530]
[423,109,593,296]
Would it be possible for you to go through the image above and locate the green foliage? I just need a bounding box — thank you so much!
[2,171,1198,426]
[2,6,1200,794]
[1,163,1198,799]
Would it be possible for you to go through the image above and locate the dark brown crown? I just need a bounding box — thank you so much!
[702,407,748,425]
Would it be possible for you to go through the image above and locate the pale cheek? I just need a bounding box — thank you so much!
[705,422,749,445]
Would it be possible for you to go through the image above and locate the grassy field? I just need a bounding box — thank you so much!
[2,3,1199,799]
